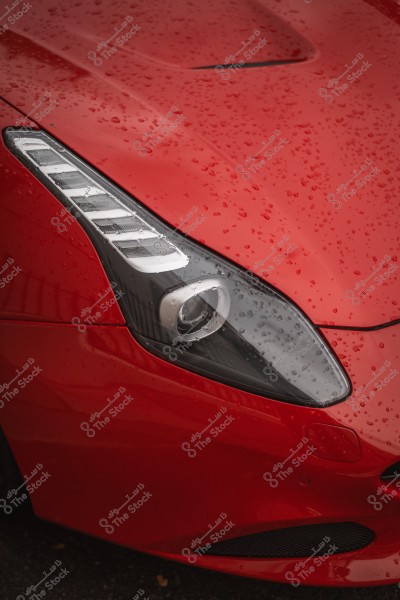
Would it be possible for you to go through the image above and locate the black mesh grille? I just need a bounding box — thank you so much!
[381,461,400,481]
[205,522,374,558]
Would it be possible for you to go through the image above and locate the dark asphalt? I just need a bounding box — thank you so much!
[0,513,399,600]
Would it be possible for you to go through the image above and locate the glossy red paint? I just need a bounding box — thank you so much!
[0,103,125,324]
[306,423,362,462]
[0,0,399,327]
[0,320,399,586]
[0,0,399,588]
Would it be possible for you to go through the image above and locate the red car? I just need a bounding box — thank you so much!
[0,0,399,588]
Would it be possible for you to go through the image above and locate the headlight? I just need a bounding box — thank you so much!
[4,128,350,407]
[159,278,231,343]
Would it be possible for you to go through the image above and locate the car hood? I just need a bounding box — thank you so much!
[0,0,399,328]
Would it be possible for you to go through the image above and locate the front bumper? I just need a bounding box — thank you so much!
[0,319,399,587]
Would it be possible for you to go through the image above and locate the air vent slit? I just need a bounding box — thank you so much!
[192,58,307,70]
[204,522,374,558]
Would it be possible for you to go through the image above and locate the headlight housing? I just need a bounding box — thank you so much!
[4,128,350,406]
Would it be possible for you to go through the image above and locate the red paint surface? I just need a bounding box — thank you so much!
[0,0,398,327]
[0,0,399,587]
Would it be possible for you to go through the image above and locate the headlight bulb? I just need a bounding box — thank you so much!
[159,279,231,344]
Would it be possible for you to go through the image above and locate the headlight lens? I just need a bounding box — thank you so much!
[5,128,350,406]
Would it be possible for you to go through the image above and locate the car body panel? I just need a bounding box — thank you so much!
[0,318,399,586]
[0,0,400,589]
[0,101,125,324]
[0,0,399,327]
